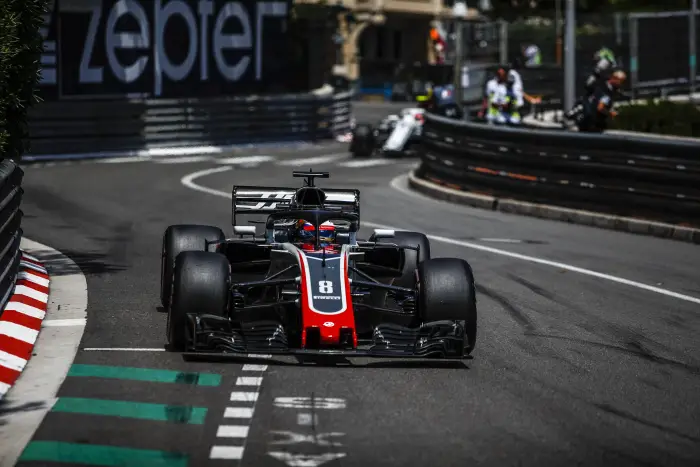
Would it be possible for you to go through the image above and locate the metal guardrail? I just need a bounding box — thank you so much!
[416,113,700,226]
[25,92,353,157]
[0,160,24,312]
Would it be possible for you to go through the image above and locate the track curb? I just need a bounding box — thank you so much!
[407,171,700,244]
[0,252,50,399]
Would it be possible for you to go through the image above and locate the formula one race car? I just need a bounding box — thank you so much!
[349,107,426,158]
[160,170,477,360]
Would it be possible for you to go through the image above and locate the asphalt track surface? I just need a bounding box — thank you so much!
[13,138,700,466]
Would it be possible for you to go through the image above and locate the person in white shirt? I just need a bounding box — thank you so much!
[480,67,513,124]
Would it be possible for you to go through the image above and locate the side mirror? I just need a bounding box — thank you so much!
[373,228,395,240]
[234,225,256,236]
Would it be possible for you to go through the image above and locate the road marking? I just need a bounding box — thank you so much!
[210,355,268,462]
[236,376,263,386]
[82,347,166,351]
[0,350,28,372]
[267,452,347,466]
[152,155,213,164]
[242,364,268,371]
[18,261,48,274]
[210,446,244,460]
[274,397,347,409]
[0,322,39,344]
[181,167,700,306]
[51,397,208,424]
[269,431,345,447]
[19,441,188,466]
[67,364,222,386]
[224,407,255,418]
[17,271,50,287]
[215,155,275,165]
[276,154,348,166]
[339,158,396,168]
[477,238,523,243]
[42,318,87,327]
[97,156,151,164]
[217,425,249,438]
[4,302,46,320]
[13,285,48,303]
[297,413,318,426]
[231,391,259,402]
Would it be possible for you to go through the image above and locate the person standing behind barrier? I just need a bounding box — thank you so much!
[508,58,543,109]
[506,72,522,125]
[479,68,511,124]
[564,47,619,121]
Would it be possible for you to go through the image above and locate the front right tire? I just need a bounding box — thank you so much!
[167,251,230,351]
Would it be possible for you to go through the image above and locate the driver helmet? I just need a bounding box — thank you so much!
[294,220,337,251]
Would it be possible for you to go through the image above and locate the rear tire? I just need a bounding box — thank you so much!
[417,258,477,354]
[370,231,430,288]
[160,224,225,308]
[167,251,230,351]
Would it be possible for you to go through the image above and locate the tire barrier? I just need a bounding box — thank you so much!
[25,91,353,158]
[0,160,24,311]
[415,112,700,229]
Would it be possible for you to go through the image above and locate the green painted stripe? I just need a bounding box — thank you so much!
[19,441,188,467]
[67,364,221,386]
[52,397,208,424]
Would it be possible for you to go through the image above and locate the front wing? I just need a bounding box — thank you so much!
[182,315,471,361]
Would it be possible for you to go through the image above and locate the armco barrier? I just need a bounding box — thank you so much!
[25,91,352,158]
[0,160,24,311]
[416,113,700,229]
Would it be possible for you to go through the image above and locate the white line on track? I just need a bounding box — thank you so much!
[338,158,396,168]
[276,153,348,166]
[210,358,268,461]
[181,166,700,306]
[42,318,87,327]
[152,155,213,164]
[215,155,275,165]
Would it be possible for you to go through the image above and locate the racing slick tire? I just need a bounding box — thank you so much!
[417,258,477,355]
[349,124,375,158]
[167,251,230,351]
[370,231,430,289]
[160,224,225,309]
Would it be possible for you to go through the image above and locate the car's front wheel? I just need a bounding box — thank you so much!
[417,257,477,354]
[167,251,230,351]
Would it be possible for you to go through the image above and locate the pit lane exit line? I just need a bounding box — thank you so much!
[181,166,700,307]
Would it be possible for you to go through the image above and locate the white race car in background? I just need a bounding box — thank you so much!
[348,107,425,158]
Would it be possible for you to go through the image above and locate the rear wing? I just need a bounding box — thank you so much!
[232,185,360,226]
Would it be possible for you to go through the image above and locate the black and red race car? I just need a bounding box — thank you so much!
[160,170,477,360]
